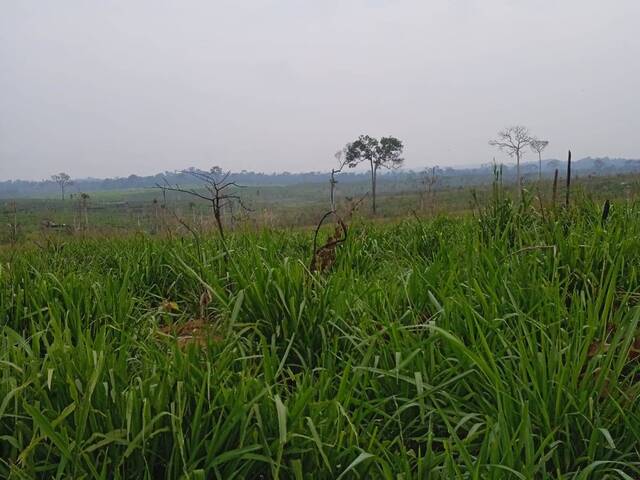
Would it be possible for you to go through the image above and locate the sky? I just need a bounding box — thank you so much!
[1,0,639,181]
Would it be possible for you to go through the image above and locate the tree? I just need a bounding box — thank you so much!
[156,167,249,256]
[51,173,72,200]
[419,166,438,213]
[344,135,404,214]
[489,126,533,192]
[530,138,549,181]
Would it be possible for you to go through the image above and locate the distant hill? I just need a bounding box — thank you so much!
[1,157,639,199]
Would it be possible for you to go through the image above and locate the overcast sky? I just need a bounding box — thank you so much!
[1,0,639,180]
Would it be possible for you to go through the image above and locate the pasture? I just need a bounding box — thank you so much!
[1,186,640,478]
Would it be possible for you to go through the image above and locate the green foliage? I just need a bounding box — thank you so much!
[344,135,404,213]
[1,197,640,478]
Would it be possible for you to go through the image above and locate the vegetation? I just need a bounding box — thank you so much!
[50,173,72,201]
[344,135,405,214]
[156,166,250,252]
[1,183,640,478]
[489,126,537,193]
[530,139,550,181]
[3,171,639,244]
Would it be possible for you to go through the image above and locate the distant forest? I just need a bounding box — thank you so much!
[2,157,639,198]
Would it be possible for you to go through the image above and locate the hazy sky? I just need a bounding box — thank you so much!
[1,0,639,180]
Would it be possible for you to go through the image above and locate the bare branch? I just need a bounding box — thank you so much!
[155,183,214,203]
[530,138,549,155]
[155,168,251,256]
[51,172,73,200]
[489,125,533,193]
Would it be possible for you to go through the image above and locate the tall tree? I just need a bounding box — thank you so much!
[51,172,72,200]
[530,138,549,181]
[489,126,533,193]
[344,135,404,214]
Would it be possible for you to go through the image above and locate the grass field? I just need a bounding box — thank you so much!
[1,182,640,478]
[2,172,639,245]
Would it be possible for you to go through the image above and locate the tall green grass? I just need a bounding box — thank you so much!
[1,193,639,478]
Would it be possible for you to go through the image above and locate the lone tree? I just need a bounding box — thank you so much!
[156,167,249,253]
[51,172,72,200]
[344,135,404,214]
[419,166,438,213]
[489,126,533,192]
[530,138,549,181]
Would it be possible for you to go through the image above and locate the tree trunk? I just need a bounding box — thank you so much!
[213,199,225,243]
[538,152,542,182]
[214,211,225,242]
[330,170,337,212]
[370,161,377,214]
[516,151,521,195]
[213,200,231,263]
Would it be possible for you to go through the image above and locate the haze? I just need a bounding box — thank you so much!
[1,0,639,181]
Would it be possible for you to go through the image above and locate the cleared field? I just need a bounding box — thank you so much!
[3,172,639,245]
[1,191,640,478]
